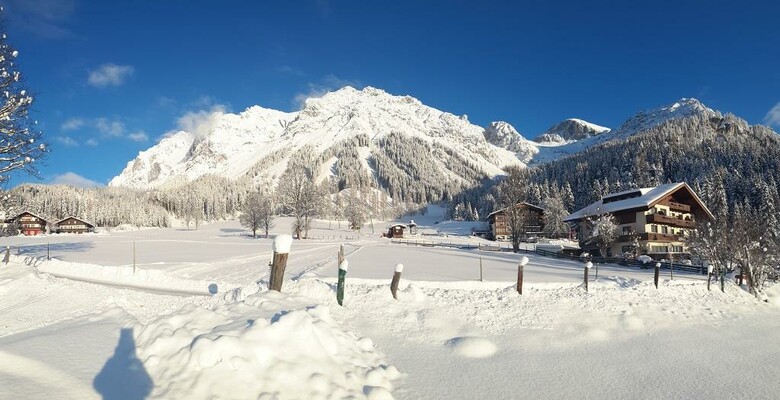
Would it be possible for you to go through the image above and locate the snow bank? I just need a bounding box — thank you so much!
[36,257,217,295]
[135,286,399,399]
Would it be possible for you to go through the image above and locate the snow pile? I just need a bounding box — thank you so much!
[135,288,399,399]
[444,336,497,358]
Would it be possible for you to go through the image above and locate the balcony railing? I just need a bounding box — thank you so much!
[668,201,691,213]
[617,232,682,243]
[646,213,695,228]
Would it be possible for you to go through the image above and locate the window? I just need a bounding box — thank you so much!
[621,245,634,254]
[622,226,631,235]
[672,245,683,253]
[651,245,669,253]
[661,226,668,234]
[651,225,658,233]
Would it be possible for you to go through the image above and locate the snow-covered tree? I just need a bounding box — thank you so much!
[542,192,569,239]
[588,212,617,257]
[496,167,529,252]
[343,187,366,231]
[240,190,274,238]
[277,165,322,239]
[0,11,46,189]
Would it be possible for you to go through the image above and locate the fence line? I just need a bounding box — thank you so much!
[390,240,707,275]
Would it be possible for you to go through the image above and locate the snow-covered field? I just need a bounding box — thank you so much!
[1,216,779,399]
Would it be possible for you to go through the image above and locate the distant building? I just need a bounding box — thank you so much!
[55,216,96,234]
[386,221,419,239]
[563,182,714,259]
[11,211,50,236]
[486,202,545,241]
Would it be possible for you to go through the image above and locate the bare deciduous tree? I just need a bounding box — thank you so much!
[240,190,274,238]
[496,167,529,252]
[277,167,322,239]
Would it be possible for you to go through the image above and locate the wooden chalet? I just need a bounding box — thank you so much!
[12,211,50,236]
[563,182,714,259]
[386,221,419,239]
[486,202,545,241]
[55,216,96,234]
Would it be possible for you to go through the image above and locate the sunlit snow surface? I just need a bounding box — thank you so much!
[1,213,778,399]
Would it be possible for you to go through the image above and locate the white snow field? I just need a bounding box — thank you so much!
[1,216,779,399]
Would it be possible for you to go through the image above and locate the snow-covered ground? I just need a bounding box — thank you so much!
[1,216,778,399]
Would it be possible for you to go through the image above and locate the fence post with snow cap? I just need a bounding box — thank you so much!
[3,245,9,265]
[654,262,661,289]
[337,259,348,306]
[584,261,593,292]
[706,262,713,291]
[517,256,528,295]
[269,234,292,291]
[391,263,403,300]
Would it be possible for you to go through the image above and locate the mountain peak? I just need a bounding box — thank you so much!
[612,97,719,137]
[533,118,610,144]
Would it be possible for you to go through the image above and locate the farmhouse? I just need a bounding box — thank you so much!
[56,216,96,234]
[563,182,714,259]
[486,202,545,241]
[11,211,51,236]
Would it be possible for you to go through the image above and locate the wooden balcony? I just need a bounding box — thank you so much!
[617,232,682,243]
[668,201,691,213]
[646,213,695,229]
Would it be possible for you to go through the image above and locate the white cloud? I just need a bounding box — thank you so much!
[51,172,103,188]
[764,102,780,127]
[173,104,228,140]
[61,117,85,131]
[85,138,99,146]
[95,118,125,137]
[88,63,135,87]
[293,74,361,109]
[128,131,148,142]
[55,136,79,147]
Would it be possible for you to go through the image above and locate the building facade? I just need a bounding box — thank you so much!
[563,183,714,260]
[487,202,545,241]
[13,212,49,236]
[56,217,95,234]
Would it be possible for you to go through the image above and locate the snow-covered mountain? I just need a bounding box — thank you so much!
[529,98,720,165]
[533,118,610,144]
[482,121,538,163]
[110,87,525,192]
[110,89,723,203]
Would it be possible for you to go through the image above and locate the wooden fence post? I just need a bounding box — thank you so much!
[3,245,9,265]
[517,256,528,295]
[706,263,713,291]
[654,262,660,289]
[337,259,348,306]
[391,263,403,300]
[479,256,483,282]
[670,261,674,281]
[47,242,50,261]
[584,261,593,292]
[269,234,292,291]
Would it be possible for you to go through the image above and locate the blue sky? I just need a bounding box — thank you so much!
[4,0,780,187]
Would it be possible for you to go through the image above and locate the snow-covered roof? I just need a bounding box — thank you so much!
[12,211,53,223]
[55,216,96,227]
[563,182,714,222]
[486,202,545,219]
